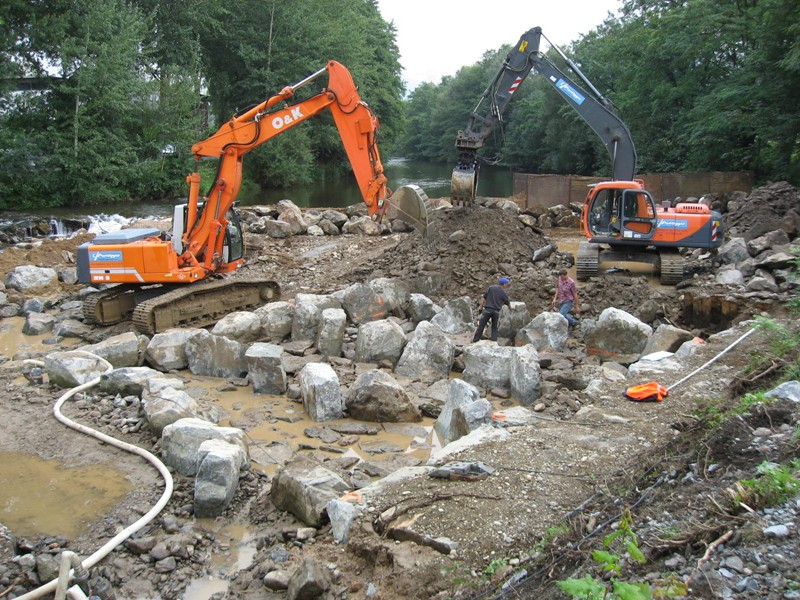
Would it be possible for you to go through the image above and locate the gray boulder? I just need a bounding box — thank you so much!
[44,351,112,388]
[271,458,350,526]
[291,294,341,341]
[355,320,407,366]
[254,301,294,342]
[81,332,148,368]
[407,293,438,323]
[160,418,248,477]
[299,363,343,422]
[515,312,568,351]
[462,342,514,389]
[316,308,347,358]
[185,330,247,378]
[245,343,287,395]
[434,379,482,445]
[211,311,262,343]
[345,369,421,422]
[145,328,203,372]
[395,321,455,382]
[430,296,473,334]
[194,439,247,518]
[341,283,388,325]
[510,345,541,405]
[142,386,201,436]
[5,265,57,292]
[585,308,653,365]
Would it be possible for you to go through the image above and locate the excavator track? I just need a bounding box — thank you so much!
[658,249,686,285]
[576,241,600,281]
[83,284,164,326]
[131,277,280,335]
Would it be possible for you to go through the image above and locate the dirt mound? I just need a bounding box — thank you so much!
[724,181,800,240]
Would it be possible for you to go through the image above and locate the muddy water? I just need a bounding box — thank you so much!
[0,452,132,538]
[190,375,438,476]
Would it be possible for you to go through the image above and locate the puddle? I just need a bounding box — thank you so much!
[0,452,133,538]
[181,576,228,600]
[191,376,438,475]
[0,316,61,358]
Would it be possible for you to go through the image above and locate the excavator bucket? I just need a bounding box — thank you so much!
[388,184,434,240]
[451,166,478,204]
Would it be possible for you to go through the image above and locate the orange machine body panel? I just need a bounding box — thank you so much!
[580,180,723,249]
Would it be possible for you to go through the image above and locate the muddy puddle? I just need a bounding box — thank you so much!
[0,452,132,539]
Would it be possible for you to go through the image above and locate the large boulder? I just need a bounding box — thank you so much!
[341,283,388,325]
[142,387,201,436]
[434,379,482,445]
[160,418,248,477]
[515,312,568,351]
[345,370,421,422]
[44,351,112,388]
[271,457,351,526]
[254,301,294,342]
[145,329,203,372]
[395,321,455,382]
[80,332,148,368]
[510,345,541,405]
[585,307,652,365]
[245,343,287,395]
[298,363,343,422]
[211,311,262,344]
[430,296,473,334]
[498,302,530,340]
[5,265,57,292]
[185,330,247,378]
[291,294,341,342]
[354,320,407,366]
[316,308,347,358]
[367,278,410,314]
[194,439,248,518]
[462,342,515,389]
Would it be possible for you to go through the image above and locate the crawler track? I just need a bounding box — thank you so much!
[84,278,280,335]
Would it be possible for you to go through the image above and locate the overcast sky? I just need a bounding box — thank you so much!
[376,0,622,91]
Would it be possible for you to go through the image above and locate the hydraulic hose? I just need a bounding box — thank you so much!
[15,364,174,600]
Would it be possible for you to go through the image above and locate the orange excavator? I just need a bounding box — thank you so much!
[451,27,724,284]
[77,61,432,334]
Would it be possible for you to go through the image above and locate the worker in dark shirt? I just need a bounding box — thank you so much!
[472,277,511,342]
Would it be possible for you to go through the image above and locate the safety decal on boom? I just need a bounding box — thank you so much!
[656,219,689,230]
[508,77,523,95]
[556,79,585,105]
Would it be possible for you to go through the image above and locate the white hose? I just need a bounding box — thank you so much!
[666,327,758,391]
[15,365,174,600]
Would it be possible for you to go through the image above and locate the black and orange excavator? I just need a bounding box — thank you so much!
[77,60,432,333]
[451,27,724,284]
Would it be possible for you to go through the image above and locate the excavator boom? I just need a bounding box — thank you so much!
[452,27,636,202]
[78,61,432,332]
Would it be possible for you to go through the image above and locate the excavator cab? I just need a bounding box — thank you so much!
[585,184,657,243]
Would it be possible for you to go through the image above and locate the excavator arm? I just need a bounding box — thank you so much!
[452,27,637,202]
[184,60,430,271]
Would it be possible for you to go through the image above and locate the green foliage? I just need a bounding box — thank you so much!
[398,0,800,185]
[483,557,508,576]
[0,0,403,209]
[730,460,800,510]
[557,509,688,600]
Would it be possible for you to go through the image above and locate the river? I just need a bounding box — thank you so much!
[3,159,514,229]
